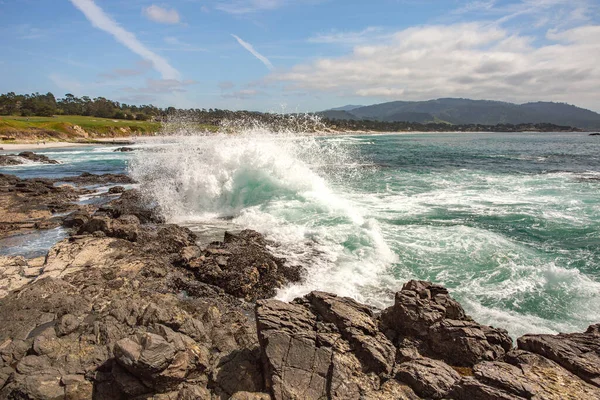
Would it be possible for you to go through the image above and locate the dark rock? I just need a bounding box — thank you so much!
[428,319,512,367]
[382,280,512,366]
[306,291,396,375]
[517,324,600,387]
[108,185,125,194]
[101,189,164,223]
[256,295,416,400]
[0,155,22,166]
[0,152,59,165]
[114,147,135,152]
[78,215,140,242]
[59,172,135,185]
[185,230,303,301]
[589,132,600,136]
[62,210,92,229]
[395,357,461,399]
[18,151,60,164]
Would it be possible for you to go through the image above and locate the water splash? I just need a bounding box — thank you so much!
[129,116,397,305]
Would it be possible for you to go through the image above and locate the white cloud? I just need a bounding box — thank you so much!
[69,0,180,80]
[231,34,274,70]
[143,5,181,24]
[216,0,286,14]
[272,22,600,110]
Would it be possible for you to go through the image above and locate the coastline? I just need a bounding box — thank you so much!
[0,170,599,399]
[0,137,137,151]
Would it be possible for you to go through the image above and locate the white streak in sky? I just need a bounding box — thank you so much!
[69,0,180,80]
[231,34,274,70]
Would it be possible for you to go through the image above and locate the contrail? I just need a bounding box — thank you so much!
[69,0,180,80]
[231,34,274,71]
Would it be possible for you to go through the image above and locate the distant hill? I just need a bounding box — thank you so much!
[327,104,364,112]
[318,98,600,130]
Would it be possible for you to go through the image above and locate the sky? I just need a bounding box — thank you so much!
[0,0,599,112]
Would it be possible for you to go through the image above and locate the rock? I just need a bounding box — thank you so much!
[517,324,600,387]
[589,132,600,136]
[100,189,164,223]
[62,210,91,229]
[395,357,461,399]
[0,174,85,238]
[306,291,396,375]
[108,185,125,194]
[185,230,303,301]
[256,295,413,400]
[77,215,140,242]
[382,280,512,366]
[230,392,271,400]
[0,152,59,166]
[0,155,22,166]
[18,151,60,164]
[114,147,135,152]
[428,319,512,366]
[59,172,135,185]
[453,350,600,399]
[55,314,79,337]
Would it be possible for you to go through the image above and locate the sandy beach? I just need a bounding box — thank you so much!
[0,137,136,152]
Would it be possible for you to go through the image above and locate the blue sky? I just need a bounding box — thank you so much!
[1,0,599,111]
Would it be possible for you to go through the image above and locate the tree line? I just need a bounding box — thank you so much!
[0,92,163,121]
[0,91,580,133]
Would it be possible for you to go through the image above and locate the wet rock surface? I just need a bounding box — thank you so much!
[0,152,59,166]
[180,230,304,302]
[0,173,599,399]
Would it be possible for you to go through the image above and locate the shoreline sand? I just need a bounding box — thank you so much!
[0,137,137,151]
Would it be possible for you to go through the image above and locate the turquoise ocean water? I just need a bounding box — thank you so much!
[2,132,599,338]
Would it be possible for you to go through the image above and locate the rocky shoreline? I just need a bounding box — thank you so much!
[0,172,598,399]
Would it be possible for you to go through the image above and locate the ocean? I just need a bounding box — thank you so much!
[2,131,600,338]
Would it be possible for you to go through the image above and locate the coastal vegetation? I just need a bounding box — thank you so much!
[0,91,587,143]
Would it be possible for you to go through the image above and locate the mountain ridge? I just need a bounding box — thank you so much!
[320,98,600,130]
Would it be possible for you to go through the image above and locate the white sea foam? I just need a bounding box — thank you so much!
[128,126,600,337]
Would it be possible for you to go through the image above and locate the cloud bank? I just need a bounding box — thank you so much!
[273,22,600,109]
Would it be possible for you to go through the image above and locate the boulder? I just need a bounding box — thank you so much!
[185,230,303,301]
[517,324,600,387]
[395,357,461,399]
[382,280,512,366]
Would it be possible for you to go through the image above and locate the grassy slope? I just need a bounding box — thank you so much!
[0,115,162,142]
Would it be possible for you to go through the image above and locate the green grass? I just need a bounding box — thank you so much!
[1,115,160,133]
[0,115,221,143]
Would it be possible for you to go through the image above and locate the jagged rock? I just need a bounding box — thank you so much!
[395,357,461,399]
[59,172,135,185]
[429,319,512,366]
[306,291,396,375]
[0,152,59,166]
[62,210,92,229]
[382,280,512,366]
[453,350,600,399]
[185,230,303,301]
[108,185,125,194]
[256,295,416,400]
[100,189,164,223]
[114,147,135,152]
[381,280,466,338]
[0,155,22,166]
[517,324,600,387]
[230,392,271,400]
[77,215,141,242]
